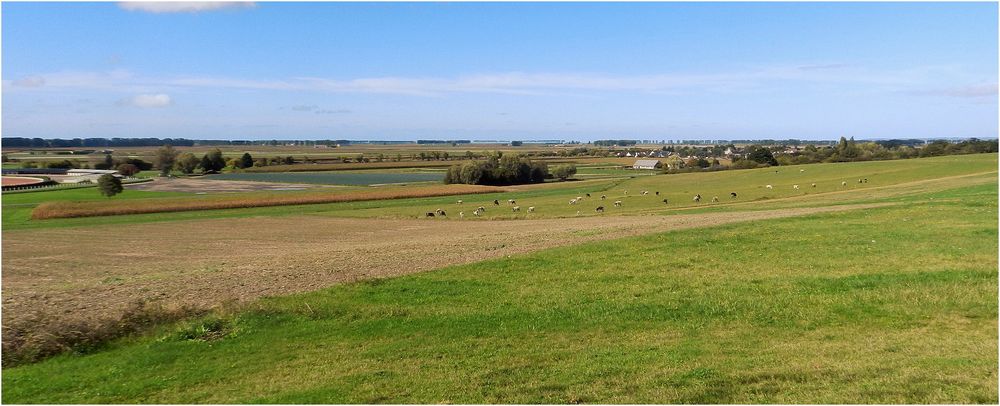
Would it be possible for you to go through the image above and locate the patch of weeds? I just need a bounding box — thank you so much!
[2,299,205,367]
[167,317,236,342]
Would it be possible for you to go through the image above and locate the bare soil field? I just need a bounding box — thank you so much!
[125,177,330,193]
[1,177,46,187]
[3,202,892,335]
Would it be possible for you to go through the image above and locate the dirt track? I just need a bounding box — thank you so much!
[2,203,892,329]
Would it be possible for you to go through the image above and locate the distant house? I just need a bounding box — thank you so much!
[633,159,663,170]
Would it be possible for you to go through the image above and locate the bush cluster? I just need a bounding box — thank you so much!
[443,153,549,185]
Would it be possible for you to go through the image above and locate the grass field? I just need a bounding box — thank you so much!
[207,171,445,186]
[2,154,997,403]
[3,181,995,403]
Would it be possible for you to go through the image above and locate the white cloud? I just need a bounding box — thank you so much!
[127,94,172,108]
[12,76,45,88]
[118,2,254,13]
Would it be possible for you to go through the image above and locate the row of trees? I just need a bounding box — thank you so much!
[443,153,552,185]
[775,137,998,166]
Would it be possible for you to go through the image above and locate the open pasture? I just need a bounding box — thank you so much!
[319,154,998,220]
[2,154,997,404]
[3,180,996,403]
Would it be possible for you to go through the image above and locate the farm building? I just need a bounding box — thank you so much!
[632,159,663,170]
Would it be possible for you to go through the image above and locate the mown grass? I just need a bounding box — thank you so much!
[3,182,995,403]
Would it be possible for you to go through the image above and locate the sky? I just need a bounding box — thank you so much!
[2,2,997,141]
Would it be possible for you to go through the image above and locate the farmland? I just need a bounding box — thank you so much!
[1,152,996,403]
[207,171,445,186]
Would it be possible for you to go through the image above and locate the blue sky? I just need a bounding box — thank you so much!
[2,2,997,141]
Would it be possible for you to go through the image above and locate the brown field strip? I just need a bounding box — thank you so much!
[4,202,893,338]
[30,184,505,219]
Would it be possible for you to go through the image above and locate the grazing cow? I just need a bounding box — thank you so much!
[426,212,435,217]
[662,198,669,204]
[457,200,463,204]
[693,194,702,202]
[494,199,500,206]
[711,196,719,203]
[473,209,481,217]
[512,206,520,212]
[527,206,535,213]
[586,193,591,197]
[858,179,863,184]
[641,191,649,196]
[800,169,805,172]
[841,181,847,186]
[569,198,578,205]
[459,212,464,219]
[595,206,605,212]
[812,183,816,188]
[576,210,581,216]
[577,196,584,201]
[793,184,800,190]
[601,195,607,200]
[766,185,773,190]
[438,210,446,216]
[624,190,628,196]
[508,199,516,205]
[477,206,486,212]
[863,178,869,183]
[655,191,660,196]
[730,192,738,199]
[614,200,623,207]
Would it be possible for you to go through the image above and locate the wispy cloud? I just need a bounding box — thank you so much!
[290,104,318,111]
[12,76,46,88]
[913,83,998,98]
[315,109,351,114]
[123,93,172,108]
[796,63,850,71]
[118,2,254,13]
[4,65,981,98]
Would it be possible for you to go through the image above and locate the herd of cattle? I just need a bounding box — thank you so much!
[424,177,870,218]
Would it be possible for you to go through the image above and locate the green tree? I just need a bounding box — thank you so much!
[175,153,200,174]
[200,149,226,172]
[95,153,114,170]
[97,174,123,198]
[551,164,577,180]
[154,145,179,176]
[746,146,778,166]
[240,153,254,169]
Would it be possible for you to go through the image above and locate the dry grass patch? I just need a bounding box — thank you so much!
[31,184,503,219]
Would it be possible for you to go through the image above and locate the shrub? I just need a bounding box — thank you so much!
[175,152,200,174]
[552,164,576,180]
[97,174,123,197]
[117,163,140,177]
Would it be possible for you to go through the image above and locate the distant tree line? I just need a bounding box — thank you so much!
[593,140,638,146]
[443,152,550,186]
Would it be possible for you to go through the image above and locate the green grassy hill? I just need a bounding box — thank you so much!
[3,180,996,403]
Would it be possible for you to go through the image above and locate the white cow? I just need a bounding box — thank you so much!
[766,185,773,190]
